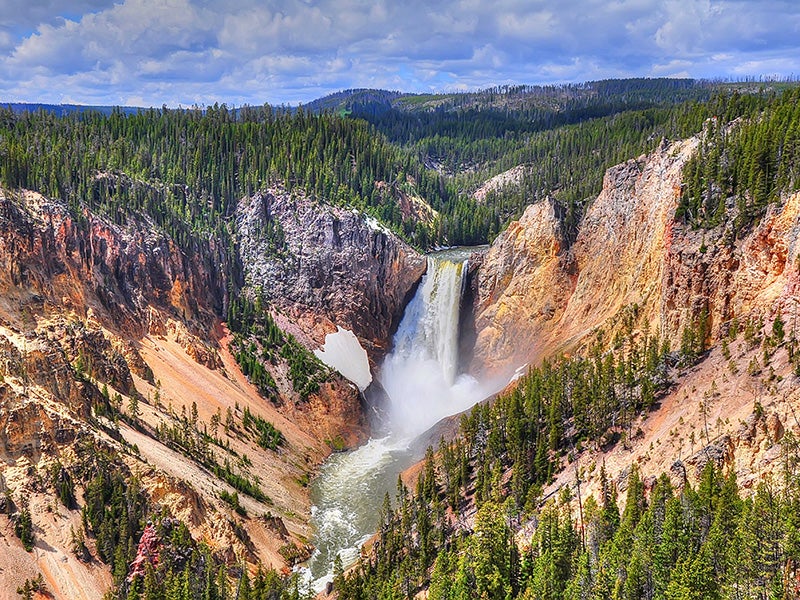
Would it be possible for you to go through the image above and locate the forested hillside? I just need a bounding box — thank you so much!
[0,105,451,251]
[321,79,800,242]
[678,86,800,233]
[4,79,799,251]
[335,319,800,600]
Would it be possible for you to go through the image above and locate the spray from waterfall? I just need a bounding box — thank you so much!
[305,247,487,592]
[380,249,484,439]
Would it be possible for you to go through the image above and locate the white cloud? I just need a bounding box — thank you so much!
[0,0,797,106]
[650,59,696,76]
[0,0,115,31]
[496,10,556,41]
[8,0,217,75]
[0,29,13,52]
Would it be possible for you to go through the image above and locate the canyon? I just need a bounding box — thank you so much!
[0,183,423,598]
[1,125,799,598]
[467,136,800,526]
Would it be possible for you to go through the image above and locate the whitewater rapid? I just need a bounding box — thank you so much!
[305,248,487,592]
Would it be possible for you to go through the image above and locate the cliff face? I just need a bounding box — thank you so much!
[237,187,426,361]
[560,139,697,346]
[0,186,399,443]
[661,190,800,343]
[0,189,226,337]
[0,185,422,598]
[472,137,799,377]
[464,139,800,562]
[469,198,572,373]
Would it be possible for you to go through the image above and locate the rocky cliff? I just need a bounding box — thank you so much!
[471,137,800,378]
[0,189,226,337]
[236,186,426,361]
[466,197,572,373]
[0,184,424,598]
[468,137,800,540]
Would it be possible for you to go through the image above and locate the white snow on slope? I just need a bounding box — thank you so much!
[314,327,372,392]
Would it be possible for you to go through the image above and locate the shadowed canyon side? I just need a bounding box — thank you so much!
[237,186,427,364]
[0,185,424,598]
[232,185,428,446]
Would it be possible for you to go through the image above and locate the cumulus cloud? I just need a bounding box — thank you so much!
[0,0,797,106]
[0,0,115,31]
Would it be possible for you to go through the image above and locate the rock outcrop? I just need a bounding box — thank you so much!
[0,189,227,338]
[0,184,412,597]
[127,523,161,582]
[236,187,426,361]
[472,165,528,204]
[469,198,572,373]
[471,137,800,378]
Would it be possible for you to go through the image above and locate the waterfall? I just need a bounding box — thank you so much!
[381,249,481,438]
[391,255,467,386]
[305,248,486,592]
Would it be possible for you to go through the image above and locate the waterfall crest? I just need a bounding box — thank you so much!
[391,256,467,386]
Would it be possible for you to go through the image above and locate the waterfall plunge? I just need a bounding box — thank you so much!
[380,250,483,440]
[305,248,486,591]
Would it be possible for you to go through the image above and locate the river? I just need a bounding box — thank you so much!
[304,248,488,592]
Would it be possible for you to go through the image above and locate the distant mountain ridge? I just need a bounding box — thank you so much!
[3,102,141,116]
[0,77,725,117]
[6,76,794,118]
[304,78,711,113]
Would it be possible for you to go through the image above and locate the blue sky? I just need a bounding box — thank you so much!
[1,0,798,107]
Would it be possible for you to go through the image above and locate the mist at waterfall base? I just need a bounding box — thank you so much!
[304,248,489,591]
[381,250,486,438]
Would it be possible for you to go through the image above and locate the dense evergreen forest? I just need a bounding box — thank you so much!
[336,80,800,241]
[3,78,799,251]
[334,318,800,600]
[677,86,800,233]
[0,103,453,251]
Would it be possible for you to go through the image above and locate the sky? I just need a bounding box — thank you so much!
[0,0,798,107]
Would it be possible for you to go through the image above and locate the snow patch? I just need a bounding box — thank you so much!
[364,215,393,236]
[314,327,372,391]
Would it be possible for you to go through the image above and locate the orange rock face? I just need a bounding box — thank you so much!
[470,198,571,375]
[0,184,423,597]
[0,188,225,337]
[470,136,800,380]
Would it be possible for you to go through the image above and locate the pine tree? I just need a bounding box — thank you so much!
[471,501,516,600]
[14,499,34,551]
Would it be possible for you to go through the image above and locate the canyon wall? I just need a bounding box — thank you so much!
[236,187,426,362]
[0,185,427,598]
[471,137,800,379]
